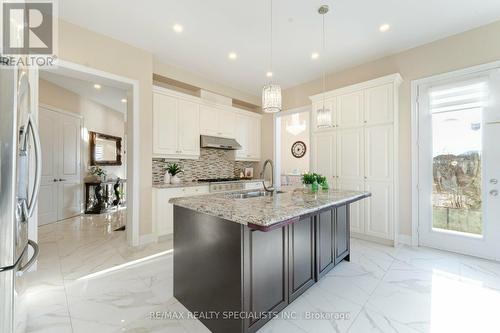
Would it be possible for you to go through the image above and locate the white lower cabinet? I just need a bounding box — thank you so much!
[364,181,393,239]
[153,186,209,236]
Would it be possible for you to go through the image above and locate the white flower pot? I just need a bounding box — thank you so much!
[170,175,181,184]
[163,173,171,184]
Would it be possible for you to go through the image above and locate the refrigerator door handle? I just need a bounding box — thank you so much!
[21,114,42,219]
[16,239,39,276]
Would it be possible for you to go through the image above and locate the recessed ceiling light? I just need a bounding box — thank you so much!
[266,71,273,78]
[311,52,319,60]
[121,98,127,103]
[93,83,101,90]
[379,24,390,32]
[172,24,183,33]
[228,52,237,60]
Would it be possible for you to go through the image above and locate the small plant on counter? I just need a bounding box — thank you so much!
[317,175,329,190]
[164,163,183,184]
[89,166,107,180]
[165,163,183,176]
[302,172,318,185]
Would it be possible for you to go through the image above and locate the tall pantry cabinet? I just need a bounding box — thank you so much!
[310,74,402,244]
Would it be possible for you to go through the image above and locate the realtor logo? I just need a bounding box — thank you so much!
[2,1,53,54]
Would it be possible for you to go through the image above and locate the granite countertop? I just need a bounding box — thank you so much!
[152,178,265,189]
[169,187,370,227]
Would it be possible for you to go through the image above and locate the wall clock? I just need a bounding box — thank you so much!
[291,141,307,158]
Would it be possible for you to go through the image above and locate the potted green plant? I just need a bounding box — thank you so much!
[317,175,329,190]
[302,172,319,193]
[165,163,183,184]
[88,166,107,182]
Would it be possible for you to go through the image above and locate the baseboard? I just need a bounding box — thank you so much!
[397,234,413,246]
[139,233,157,246]
[351,232,395,246]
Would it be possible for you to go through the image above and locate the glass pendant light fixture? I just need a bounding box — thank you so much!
[316,5,332,128]
[262,0,282,113]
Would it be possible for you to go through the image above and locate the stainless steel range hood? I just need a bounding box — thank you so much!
[200,135,242,150]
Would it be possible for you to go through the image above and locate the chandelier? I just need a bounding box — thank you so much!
[262,0,282,113]
[316,5,332,128]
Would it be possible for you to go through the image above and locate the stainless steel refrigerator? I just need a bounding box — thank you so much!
[0,67,41,333]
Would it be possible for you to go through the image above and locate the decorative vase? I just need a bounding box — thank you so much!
[163,173,171,184]
[170,175,181,184]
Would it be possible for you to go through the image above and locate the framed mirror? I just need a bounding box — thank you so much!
[89,131,122,166]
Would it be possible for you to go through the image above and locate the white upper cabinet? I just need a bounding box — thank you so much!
[337,91,364,127]
[364,83,394,124]
[218,108,236,138]
[153,89,200,159]
[178,100,200,156]
[199,105,219,136]
[153,86,261,161]
[153,92,179,156]
[235,113,261,161]
[200,105,236,138]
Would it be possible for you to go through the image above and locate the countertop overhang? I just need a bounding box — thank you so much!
[169,187,371,229]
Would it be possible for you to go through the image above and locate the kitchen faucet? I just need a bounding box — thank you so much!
[260,159,275,193]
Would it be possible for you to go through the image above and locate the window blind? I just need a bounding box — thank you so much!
[429,78,489,114]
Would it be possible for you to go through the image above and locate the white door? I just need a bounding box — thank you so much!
[38,108,59,225]
[364,83,394,125]
[417,72,500,259]
[38,107,81,225]
[178,100,200,156]
[153,93,178,155]
[338,179,365,234]
[57,112,81,220]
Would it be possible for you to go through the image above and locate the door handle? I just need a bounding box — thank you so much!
[490,190,499,197]
[53,179,58,182]
[490,179,498,185]
[59,178,67,182]
[16,239,39,277]
[21,114,42,220]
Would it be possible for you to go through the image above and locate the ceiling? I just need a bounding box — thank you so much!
[40,69,129,114]
[59,0,500,96]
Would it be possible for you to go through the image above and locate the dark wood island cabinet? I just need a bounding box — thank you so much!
[172,188,369,333]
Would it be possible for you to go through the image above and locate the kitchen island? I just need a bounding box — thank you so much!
[170,187,370,333]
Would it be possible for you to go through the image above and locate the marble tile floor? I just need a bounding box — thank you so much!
[25,215,500,333]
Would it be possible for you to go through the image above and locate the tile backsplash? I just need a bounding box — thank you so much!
[152,148,259,183]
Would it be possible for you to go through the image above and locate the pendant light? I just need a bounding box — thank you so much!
[262,0,282,113]
[316,5,332,128]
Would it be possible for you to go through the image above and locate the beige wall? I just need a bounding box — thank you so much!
[280,112,310,175]
[39,79,126,178]
[58,20,154,235]
[274,20,500,236]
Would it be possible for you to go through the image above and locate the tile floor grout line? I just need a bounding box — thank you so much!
[345,243,400,333]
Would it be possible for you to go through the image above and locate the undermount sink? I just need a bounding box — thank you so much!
[229,190,285,199]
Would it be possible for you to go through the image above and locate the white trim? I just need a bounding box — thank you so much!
[411,59,500,252]
[153,85,262,119]
[397,234,413,246]
[39,103,84,119]
[310,73,403,102]
[351,232,395,246]
[139,233,157,246]
[48,59,141,247]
